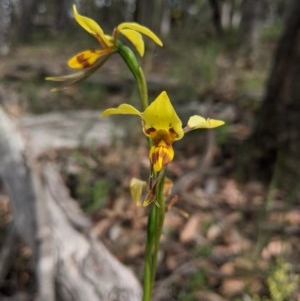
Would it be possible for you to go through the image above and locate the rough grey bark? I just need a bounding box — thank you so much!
[0,106,142,301]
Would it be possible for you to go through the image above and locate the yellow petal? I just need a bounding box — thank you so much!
[118,22,163,47]
[73,5,104,37]
[102,103,141,117]
[67,49,112,69]
[130,178,147,207]
[143,91,184,140]
[186,115,225,131]
[119,29,145,56]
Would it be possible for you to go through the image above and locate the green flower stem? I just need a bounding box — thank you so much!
[118,43,152,149]
[143,172,166,301]
[118,42,166,301]
[150,173,166,284]
[117,44,148,110]
[138,65,148,110]
[143,204,157,301]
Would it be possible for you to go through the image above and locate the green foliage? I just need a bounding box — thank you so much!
[215,123,230,146]
[82,179,111,213]
[253,258,299,301]
[223,28,242,51]
[69,149,111,214]
[176,268,209,301]
[196,243,213,258]
[259,23,283,43]
[178,291,196,301]
[167,38,221,100]
[197,41,221,88]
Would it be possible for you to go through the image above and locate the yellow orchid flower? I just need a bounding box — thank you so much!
[102,91,225,172]
[68,5,163,69]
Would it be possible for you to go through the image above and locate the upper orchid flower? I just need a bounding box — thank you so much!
[102,91,225,172]
[68,5,162,69]
[46,5,162,90]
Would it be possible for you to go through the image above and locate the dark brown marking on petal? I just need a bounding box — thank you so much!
[151,150,159,165]
[169,127,179,138]
[76,54,91,68]
[145,127,156,135]
[151,146,171,169]
[161,150,170,166]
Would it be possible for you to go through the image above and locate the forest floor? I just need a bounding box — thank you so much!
[1,31,300,301]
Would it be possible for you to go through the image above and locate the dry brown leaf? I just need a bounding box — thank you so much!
[180,213,203,244]
[261,239,290,260]
[207,224,222,241]
[219,262,235,276]
[284,210,300,225]
[217,179,244,206]
[196,290,227,301]
[219,278,245,297]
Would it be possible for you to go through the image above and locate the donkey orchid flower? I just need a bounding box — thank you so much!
[68,5,162,69]
[102,91,224,172]
[46,5,162,90]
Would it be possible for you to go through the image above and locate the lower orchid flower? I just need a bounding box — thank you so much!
[102,91,225,172]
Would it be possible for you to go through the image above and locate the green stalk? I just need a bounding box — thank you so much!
[142,172,166,301]
[143,204,157,301]
[118,42,166,301]
[117,44,148,110]
[118,43,151,150]
[150,172,166,284]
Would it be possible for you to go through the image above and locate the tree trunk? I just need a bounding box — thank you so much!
[0,0,12,55]
[159,0,171,37]
[19,0,38,41]
[208,0,223,35]
[0,106,142,301]
[134,0,155,29]
[240,0,262,61]
[245,0,300,196]
[55,0,71,30]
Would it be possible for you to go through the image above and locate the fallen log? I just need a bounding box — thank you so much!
[19,110,125,157]
[0,106,142,301]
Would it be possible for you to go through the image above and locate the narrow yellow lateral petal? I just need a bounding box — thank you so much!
[45,70,86,82]
[102,103,141,117]
[206,118,225,128]
[186,115,225,131]
[67,49,112,69]
[73,5,104,37]
[46,55,112,91]
[143,91,184,140]
[118,22,163,46]
[119,29,144,56]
